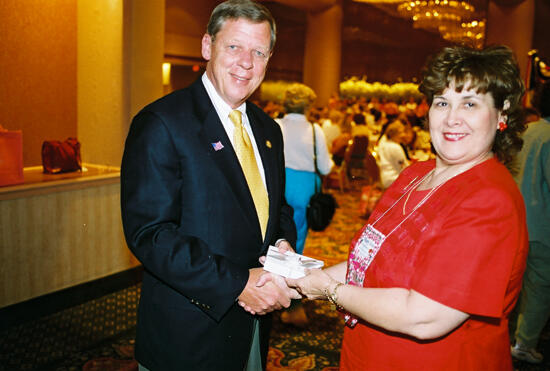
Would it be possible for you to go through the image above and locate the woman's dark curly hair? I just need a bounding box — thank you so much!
[419,45,525,165]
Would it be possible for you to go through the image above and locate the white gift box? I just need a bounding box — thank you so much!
[263,246,324,279]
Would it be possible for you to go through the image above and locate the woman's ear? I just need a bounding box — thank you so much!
[497,100,511,128]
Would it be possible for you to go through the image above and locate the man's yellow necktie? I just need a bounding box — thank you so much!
[229,110,269,239]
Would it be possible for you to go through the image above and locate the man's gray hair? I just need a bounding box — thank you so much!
[207,0,276,51]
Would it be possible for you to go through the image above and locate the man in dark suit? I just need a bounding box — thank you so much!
[120,1,298,370]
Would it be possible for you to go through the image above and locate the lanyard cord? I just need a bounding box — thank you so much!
[370,169,439,239]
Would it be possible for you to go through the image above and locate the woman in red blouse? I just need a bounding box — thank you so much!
[286,45,529,370]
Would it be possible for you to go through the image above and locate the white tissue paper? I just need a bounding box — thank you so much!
[263,246,324,279]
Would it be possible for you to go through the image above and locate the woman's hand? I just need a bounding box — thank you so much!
[286,268,337,300]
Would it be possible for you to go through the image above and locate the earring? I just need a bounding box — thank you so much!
[498,121,508,132]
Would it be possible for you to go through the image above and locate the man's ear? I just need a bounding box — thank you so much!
[201,34,212,61]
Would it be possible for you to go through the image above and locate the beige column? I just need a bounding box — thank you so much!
[126,0,166,119]
[303,1,343,107]
[77,0,164,166]
[485,0,535,81]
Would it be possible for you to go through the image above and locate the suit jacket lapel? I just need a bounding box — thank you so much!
[191,80,263,240]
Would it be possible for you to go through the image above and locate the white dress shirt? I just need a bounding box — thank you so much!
[201,73,267,188]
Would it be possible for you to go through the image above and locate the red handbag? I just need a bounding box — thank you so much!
[0,126,24,186]
[41,138,82,174]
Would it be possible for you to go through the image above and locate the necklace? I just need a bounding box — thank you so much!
[402,169,434,215]
[402,154,493,215]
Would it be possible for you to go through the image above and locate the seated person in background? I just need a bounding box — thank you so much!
[306,107,322,126]
[412,125,434,161]
[331,113,353,166]
[367,108,383,147]
[381,98,399,117]
[395,113,415,161]
[405,96,418,113]
[400,124,416,161]
[331,132,352,167]
[351,113,370,137]
[322,109,343,153]
[377,119,409,188]
[365,107,376,127]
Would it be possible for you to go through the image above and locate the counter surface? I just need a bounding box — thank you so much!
[0,164,120,201]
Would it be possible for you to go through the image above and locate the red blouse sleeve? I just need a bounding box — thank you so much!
[410,185,525,318]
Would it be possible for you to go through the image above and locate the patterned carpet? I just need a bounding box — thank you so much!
[264,188,363,371]
[1,185,549,370]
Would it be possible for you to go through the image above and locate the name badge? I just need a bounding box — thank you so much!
[344,224,386,327]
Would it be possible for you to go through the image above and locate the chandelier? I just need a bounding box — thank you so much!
[352,0,485,48]
[397,0,475,30]
[396,0,485,48]
[353,0,406,4]
[440,19,486,48]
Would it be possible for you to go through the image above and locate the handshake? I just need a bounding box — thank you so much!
[237,243,324,315]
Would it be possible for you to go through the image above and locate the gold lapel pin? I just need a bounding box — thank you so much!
[266,140,272,148]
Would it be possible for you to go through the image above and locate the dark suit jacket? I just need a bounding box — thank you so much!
[121,78,296,371]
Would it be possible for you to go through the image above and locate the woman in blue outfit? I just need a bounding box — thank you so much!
[279,83,334,325]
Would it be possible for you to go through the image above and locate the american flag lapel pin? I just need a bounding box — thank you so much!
[266,140,272,148]
[211,141,224,151]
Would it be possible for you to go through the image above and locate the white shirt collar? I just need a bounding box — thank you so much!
[201,73,246,121]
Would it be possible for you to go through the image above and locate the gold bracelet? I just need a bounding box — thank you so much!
[324,281,344,311]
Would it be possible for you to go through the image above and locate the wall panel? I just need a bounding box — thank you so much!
[0,181,139,308]
[0,0,77,167]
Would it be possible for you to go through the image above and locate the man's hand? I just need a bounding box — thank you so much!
[256,271,302,300]
[239,268,296,314]
[274,240,294,253]
[238,268,298,315]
